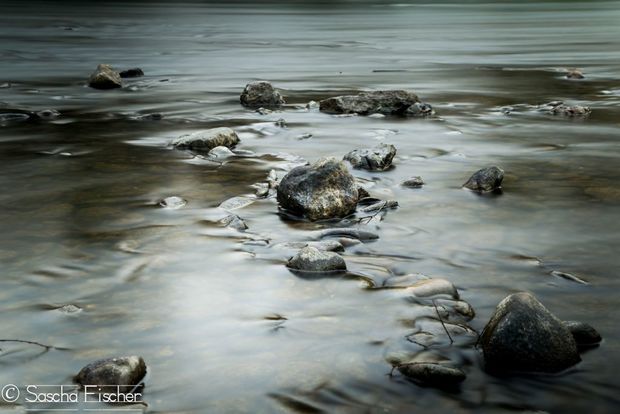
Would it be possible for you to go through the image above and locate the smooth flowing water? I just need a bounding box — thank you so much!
[1,1,619,413]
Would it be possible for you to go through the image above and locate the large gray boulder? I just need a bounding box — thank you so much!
[343,143,396,171]
[240,81,285,109]
[319,90,430,116]
[173,127,240,152]
[277,157,358,221]
[88,64,122,90]
[463,166,504,192]
[288,246,346,272]
[480,292,580,374]
[75,356,146,392]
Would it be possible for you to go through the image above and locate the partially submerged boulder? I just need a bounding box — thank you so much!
[287,246,346,273]
[402,176,424,188]
[564,321,602,347]
[565,69,584,79]
[319,90,430,116]
[173,127,240,152]
[398,363,466,387]
[343,143,396,171]
[480,292,580,374]
[119,68,144,78]
[75,356,146,392]
[240,81,285,109]
[88,64,122,90]
[463,166,504,193]
[277,157,358,221]
[539,101,591,117]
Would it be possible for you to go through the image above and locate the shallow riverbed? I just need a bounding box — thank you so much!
[1,1,620,413]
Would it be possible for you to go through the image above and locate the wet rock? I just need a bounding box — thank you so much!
[159,196,187,209]
[463,166,504,192]
[539,101,591,117]
[383,273,430,287]
[564,321,602,347]
[277,157,358,221]
[565,69,584,79]
[287,246,346,273]
[88,64,122,90]
[274,118,287,127]
[398,363,466,387]
[218,196,255,211]
[240,81,285,109]
[357,187,370,200]
[36,109,60,119]
[435,299,475,321]
[406,279,459,300]
[402,176,424,188]
[55,304,82,314]
[75,356,146,391]
[274,240,345,252]
[306,100,319,109]
[220,214,248,231]
[550,270,588,285]
[317,228,379,241]
[208,145,236,159]
[405,102,434,116]
[119,68,144,78]
[173,127,240,152]
[358,200,398,214]
[319,90,422,116]
[480,292,580,374]
[343,143,396,171]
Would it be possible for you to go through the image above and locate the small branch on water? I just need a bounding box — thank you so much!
[432,300,454,345]
[0,339,68,351]
[357,201,387,224]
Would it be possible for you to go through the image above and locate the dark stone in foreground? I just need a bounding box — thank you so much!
[463,166,504,192]
[288,246,346,272]
[88,64,122,90]
[240,81,285,109]
[119,68,144,78]
[319,90,426,116]
[398,363,466,387]
[564,321,602,347]
[173,127,240,152]
[75,356,146,391]
[343,143,396,171]
[480,292,580,374]
[277,157,358,221]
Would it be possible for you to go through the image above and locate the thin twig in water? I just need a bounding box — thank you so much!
[358,201,387,224]
[0,339,68,351]
[432,300,454,345]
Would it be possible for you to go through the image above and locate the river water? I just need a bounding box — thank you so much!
[1,1,619,413]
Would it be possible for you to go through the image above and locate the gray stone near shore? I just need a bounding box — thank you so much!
[564,321,602,346]
[398,363,466,387]
[319,90,428,116]
[173,127,240,152]
[343,143,396,171]
[463,166,504,192]
[287,246,346,272]
[277,157,358,221]
[88,64,122,90]
[75,356,146,390]
[539,101,591,117]
[480,292,581,374]
[240,81,285,109]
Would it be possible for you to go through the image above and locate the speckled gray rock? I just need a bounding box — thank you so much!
[480,292,580,374]
[319,90,424,116]
[75,356,146,391]
[343,143,396,171]
[564,321,602,347]
[287,246,346,272]
[173,127,240,152]
[398,363,466,387]
[540,101,591,117]
[463,166,504,192]
[277,157,358,221]
[240,81,285,109]
[402,176,424,188]
[88,64,122,90]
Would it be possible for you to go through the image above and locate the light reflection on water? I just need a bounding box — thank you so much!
[1,1,619,413]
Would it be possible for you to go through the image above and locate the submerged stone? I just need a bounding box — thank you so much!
[398,363,466,387]
[119,68,144,78]
[343,143,396,171]
[540,101,591,117]
[407,279,459,300]
[480,292,580,374]
[159,196,187,209]
[402,176,424,188]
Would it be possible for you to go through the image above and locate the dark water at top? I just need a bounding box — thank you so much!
[1,1,619,413]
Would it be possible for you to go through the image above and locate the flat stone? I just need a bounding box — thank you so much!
[402,176,424,188]
[173,127,240,152]
[287,246,346,273]
[319,90,422,116]
[406,279,459,300]
[398,363,466,387]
